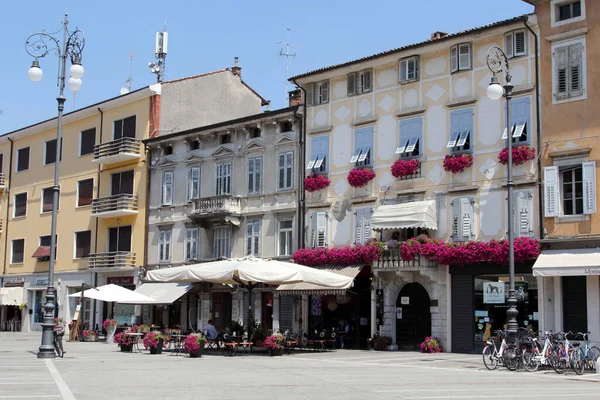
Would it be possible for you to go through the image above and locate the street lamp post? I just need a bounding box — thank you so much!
[25,13,85,359]
[486,46,518,334]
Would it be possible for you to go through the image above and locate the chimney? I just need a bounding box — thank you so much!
[288,89,302,107]
[231,56,242,78]
[429,31,448,41]
[266,100,271,112]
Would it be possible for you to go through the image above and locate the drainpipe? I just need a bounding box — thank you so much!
[143,143,151,277]
[2,137,14,280]
[291,79,307,250]
[524,19,544,240]
[92,108,104,329]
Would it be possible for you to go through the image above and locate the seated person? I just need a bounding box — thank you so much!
[203,319,219,340]
[337,320,350,349]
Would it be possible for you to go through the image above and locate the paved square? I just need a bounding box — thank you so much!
[1,333,599,400]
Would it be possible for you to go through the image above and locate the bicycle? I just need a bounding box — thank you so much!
[551,331,584,375]
[53,325,65,358]
[482,330,510,370]
[522,331,554,372]
[576,332,600,372]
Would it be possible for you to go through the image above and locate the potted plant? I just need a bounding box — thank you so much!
[139,324,151,333]
[443,154,473,174]
[113,332,133,352]
[252,324,268,348]
[143,331,169,354]
[82,329,98,342]
[498,145,536,166]
[184,333,207,358]
[391,159,420,179]
[420,336,443,353]
[264,334,284,356]
[102,319,118,344]
[374,336,392,351]
[347,168,375,188]
[53,317,64,326]
[228,321,244,337]
[304,173,331,192]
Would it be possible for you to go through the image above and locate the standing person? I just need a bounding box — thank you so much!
[203,319,219,339]
[337,320,350,349]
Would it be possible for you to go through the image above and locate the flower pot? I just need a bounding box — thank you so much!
[269,348,284,357]
[120,344,133,352]
[254,339,264,348]
[149,339,164,354]
[106,326,116,344]
[189,349,202,358]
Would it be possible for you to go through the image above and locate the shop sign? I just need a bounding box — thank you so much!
[3,277,24,287]
[107,276,134,286]
[483,282,505,304]
[396,307,403,319]
[35,278,49,286]
[401,296,410,305]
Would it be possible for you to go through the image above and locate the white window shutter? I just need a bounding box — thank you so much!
[306,83,314,106]
[399,60,407,82]
[555,46,569,100]
[505,32,514,59]
[450,46,458,73]
[363,70,372,92]
[514,191,533,237]
[321,82,329,103]
[582,161,596,215]
[515,31,526,56]
[363,207,373,244]
[569,43,584,98]
[451,200,460,238]
[354,209,362,245]
[460,198,473,240]
[459,44,471,70]
[414,57,420,81]
[347,73,356,96]
[544,166,560,217]
[316,211,328,248]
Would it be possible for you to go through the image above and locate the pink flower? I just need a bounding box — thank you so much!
[347,168,376,188]
[304,174,331,192]
[391,159,420,179]
[443,154,473,174]
[498,145,536,166]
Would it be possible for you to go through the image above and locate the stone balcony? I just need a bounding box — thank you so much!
[92,137,141,165]
[188,195,242,224]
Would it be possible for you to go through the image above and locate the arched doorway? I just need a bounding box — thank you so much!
[396,283,431,350]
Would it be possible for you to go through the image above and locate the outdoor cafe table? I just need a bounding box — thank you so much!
[124,332,144,353]
[169,334,187,356]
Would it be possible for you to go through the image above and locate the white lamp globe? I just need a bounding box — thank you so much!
[68,77,83,93]
[487,83,504,100]
[28,65,43,82]
[69,63,84,79]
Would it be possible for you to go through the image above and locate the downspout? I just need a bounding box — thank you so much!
[291,79,307,250]
[524,18,544,240]
[93,107,104,329]
[143,143,150,278]
[2,138,14,279]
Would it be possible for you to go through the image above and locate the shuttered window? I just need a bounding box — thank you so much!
[451,197,475,242]
[511,190,534,237]
[216,162,232,195]
[245,221,262,257]
[347,69,372,96]
[248,157,262,194]
[214,225,231,258]
[307,135,329,173]
[42,187,59,213]
[554,40,585,101]
[188,167,200,201]
[505,29,527,58]
[14,193,27,218]
[75,230,91,259]
[77,179,94,207]
[186,227,199,261]
[11,239,25,264]
[310,211,328,249]
[397,117,422,159]
[399,56,419,83]
[44,139,63,165]
[448,108,473,154]
[80,128,96,156]
[451,43,471,72]
[278,152,293,190]
[354,206,373,245]
[16,147,30,172]
[502,97,531,145]
[352,126,374,167]
[306,81,330,105]
[162,171,173,205]
[544,162,596,217]
[158,229,172,263]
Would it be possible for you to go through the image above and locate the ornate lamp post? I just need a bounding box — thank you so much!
[486,46,518,334]
[25,13,85,358]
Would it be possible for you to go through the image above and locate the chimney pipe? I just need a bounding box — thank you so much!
[232,57,242,78]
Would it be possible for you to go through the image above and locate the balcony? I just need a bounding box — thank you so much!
[373,248,436,271]
[91,194,138,218]
[0,219,3,233]
[92,137,141,165]
[88,252,137,269]
[0,173,6,190]
[188,195,241,223]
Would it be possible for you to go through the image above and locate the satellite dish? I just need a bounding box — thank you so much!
[120,87,129,95]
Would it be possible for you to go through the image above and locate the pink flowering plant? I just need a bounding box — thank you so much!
[304,173,331,192]
[293,244,381,267]
[391,159,420,179]
[347,168,376,188]
[399,239,421,262]
[498,145,536,166]
[53,317,64,325]
[443,154,473,174]
[263,334,284,350]
[82,329,97,339]
[143,331,170,350]
[113,332,133,346]
[102,319,117,330]
[420,336,443,353]
[183,333,207,353]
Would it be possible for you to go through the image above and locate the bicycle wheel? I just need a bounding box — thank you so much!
[572,349,584,375]
[57,338,64,358]
[522,347,539,372]
[585,346,600,372]
[503,347,519,371]
[482,345,498,370]
[549,346,565,374]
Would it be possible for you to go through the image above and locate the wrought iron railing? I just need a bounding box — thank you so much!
[374,248,435,269]
[0,173,5,187]
[93,137,140,160]
[88,251,136,268]
[189,195,241,217]
[91,194,138,215]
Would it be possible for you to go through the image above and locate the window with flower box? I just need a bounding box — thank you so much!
[447,108,473,154]
[502,97,531,145]
[396,117,422,160]
[351,126,374,168]
[307,135,329,174]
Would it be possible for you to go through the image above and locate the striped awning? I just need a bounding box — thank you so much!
[276,265,363,295]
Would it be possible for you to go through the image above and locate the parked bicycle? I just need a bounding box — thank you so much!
[577,332,600,372]
[482,330,511,370]
[522,330,555,372]
[53,324,65,358]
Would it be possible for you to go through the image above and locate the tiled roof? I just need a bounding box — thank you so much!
[289,14,530,81]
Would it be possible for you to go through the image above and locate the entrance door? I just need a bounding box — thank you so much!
[451,275,474,353]
[396,283,431,350]
[108,226,132,253]
[211,292,232,332]
[563,276,588,333]
[262,292,273,330]
[110,170,134,195]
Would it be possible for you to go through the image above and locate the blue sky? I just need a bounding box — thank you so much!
[0,0,533,134]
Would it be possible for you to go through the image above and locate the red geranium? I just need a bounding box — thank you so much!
[391,159,420,179]
[347,168,375,188]
[498,145,536,166]
[443,154,473,174]
[304,174,330,192]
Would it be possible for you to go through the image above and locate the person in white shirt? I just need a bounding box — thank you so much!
[203,320,218,339]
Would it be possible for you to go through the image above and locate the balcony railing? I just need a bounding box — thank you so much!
[189,195,241,219]
[92,137,141,165]
[374,248,436,270]
[0,173,6,188]
[91,194,138,218]
[88,251,136,269]
[0,219,3,233]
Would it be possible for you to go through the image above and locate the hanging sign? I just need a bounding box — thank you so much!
[396,307,403,319]
[483,282,505,304]
[401,296,410,305]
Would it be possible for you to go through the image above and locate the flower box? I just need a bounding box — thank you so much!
[391,159,420,179]
[498,145,535,166]
[443,154,473,174]
[347,168,375,188]
[304,174,330,192]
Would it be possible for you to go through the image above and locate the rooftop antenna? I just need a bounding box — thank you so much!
[121,52,134,95]
[278,28,302,104]
[149,19,168,83]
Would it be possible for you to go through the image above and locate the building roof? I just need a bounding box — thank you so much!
[289,14,530,81]
[144,106,299,145]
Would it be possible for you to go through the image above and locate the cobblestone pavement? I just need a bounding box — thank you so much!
[1,332,599,400]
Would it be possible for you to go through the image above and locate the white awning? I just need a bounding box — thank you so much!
[371,200,437,231]
[533,249,600,276]
[120,282,194,305]
[277,265,363,295]
[68,284,156,303]
[0,287,24,306]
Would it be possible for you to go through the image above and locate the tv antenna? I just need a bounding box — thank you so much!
[278,28,301,104]
[149,19,168,83]
[121,52,134,95]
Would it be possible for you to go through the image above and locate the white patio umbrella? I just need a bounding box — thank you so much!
[146,256,355,336]
[68,284,156,303]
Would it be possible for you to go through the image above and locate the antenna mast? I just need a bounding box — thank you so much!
[121,52,134,95]
[149,20,168,83]
[278,28,301,104]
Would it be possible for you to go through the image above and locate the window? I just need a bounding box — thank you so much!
[113,116,136,139]
[220,134,231,144]
[447,108,473,154]
[41,187,59,213]
[186,227,199,261]
[310,211,328,248]
[396,117,422,159]
[14,193,27,218]
[11,239,24,264]
[188,167,200,201]
[505,30,527,58]
[399,56,419,83]
[555,0,582,22]
[245,220,261,257]
[249,127,261,139]
[164,145,173,155]
[351,126,374,167]
[77,179,94,207]
[347,69,372,96]
[510,190,534,237]
[553,39,585,102]
[162,171,173,205]
[279,121,293,133]
[80,128,96,156]
[306,81,329,106]
[191,140,200,150]
[216,162,232,195]
[545,162,595,217]
[248,157,262,194]
[278,151,294,190]
[0,153,3,174]
[39,235,57,261]
[16,147,30,172]
[214,225,231,258]
[450,43,472,72]
[354,206,373,245]
[502,97,531,145]
[44,139,63,165]
[278,220,293,256]
[158,229,172,263]
[307,135,330,173]
[451,197,475,242]
[111,170,134,195]
[75,230,91,259]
